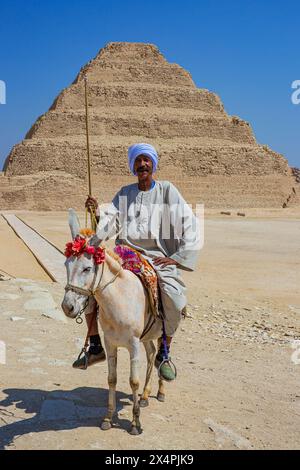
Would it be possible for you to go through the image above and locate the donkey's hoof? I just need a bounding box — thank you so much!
[129,425,141,436]
[101,420,112,431]
[139,398,149,408]
[157,392,165,402]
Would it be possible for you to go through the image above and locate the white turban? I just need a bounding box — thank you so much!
[128,143,159,175]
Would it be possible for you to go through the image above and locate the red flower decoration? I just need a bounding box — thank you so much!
[85,245,96,255]
[93,247,106,265]
[72,238,86,254]
[64,242,74,258]
[64,236,105,265]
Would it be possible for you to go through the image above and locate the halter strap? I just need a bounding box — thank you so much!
[64,262,104,297]
[64,262,122,297]
[64,284,95,297]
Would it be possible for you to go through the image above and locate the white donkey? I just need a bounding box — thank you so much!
[62,210,167,435]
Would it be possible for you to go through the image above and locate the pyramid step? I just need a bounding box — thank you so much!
[26,109,255,144]
[76,61,195,88]
[51,82,225,114]
[4,138,289,178]
[0,172,296,210]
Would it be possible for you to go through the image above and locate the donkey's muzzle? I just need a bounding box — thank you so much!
[61,299,76,318]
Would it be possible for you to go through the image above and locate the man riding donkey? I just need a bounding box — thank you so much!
[72,143,200,381]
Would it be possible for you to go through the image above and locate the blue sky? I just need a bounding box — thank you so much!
[0,0,299,169]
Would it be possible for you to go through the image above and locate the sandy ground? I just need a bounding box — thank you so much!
[0,209,299,450]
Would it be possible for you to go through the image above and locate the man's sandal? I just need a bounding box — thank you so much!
[72,349,106,370]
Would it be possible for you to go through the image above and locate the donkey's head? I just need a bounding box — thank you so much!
[61,209,104,319]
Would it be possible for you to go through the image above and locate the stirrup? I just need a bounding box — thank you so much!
[157,358,177,381]
[75,348,89,370]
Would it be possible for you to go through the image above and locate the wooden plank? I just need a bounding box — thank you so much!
[1,213,66,284]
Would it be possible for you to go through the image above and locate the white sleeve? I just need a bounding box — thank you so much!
[94,190,122,242]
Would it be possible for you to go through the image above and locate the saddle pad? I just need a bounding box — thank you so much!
[114,244,160,318]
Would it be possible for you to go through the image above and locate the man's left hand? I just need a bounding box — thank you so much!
[153,257,179,268]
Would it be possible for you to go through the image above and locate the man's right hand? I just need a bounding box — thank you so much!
[85,196,99,214]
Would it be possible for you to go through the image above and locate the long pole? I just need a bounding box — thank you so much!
[84,76,92,197]
[84,76,96,232]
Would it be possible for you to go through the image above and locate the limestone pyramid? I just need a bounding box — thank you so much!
[1,42,299,210]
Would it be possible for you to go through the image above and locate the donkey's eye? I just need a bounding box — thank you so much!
[83,267,92,273]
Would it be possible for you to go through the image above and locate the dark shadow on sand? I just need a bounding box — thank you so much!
[0,386,134,449]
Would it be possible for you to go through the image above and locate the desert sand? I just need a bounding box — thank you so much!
[0,209,299,450]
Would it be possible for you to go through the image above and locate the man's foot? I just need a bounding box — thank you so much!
[72,347,106,369]
[73,335,106,370]
[155,346,176,381]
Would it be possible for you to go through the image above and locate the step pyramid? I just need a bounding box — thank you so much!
[1,42,299,209]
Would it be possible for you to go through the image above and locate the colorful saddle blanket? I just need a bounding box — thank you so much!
[114,244,160,318]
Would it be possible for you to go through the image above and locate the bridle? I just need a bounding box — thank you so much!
[64,256,121,370]
[64,260,121,324]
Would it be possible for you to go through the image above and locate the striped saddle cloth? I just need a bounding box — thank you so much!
[114,244,161,318]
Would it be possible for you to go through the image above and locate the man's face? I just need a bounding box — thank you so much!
[133,154,153,180]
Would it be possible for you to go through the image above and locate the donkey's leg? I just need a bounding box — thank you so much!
[101,340,117,431]
[157,378,165,402]
[140,340,156,408]
[129,337,141,435]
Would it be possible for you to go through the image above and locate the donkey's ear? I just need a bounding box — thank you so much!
[68,209,80,239]
[89,234,101,247]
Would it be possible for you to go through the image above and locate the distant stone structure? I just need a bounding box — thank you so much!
[1,42,299,210]
[292,167,300,184]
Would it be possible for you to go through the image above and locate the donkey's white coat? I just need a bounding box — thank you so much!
[62,209,165,434]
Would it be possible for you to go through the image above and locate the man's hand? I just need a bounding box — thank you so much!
[153,257,179,268]
[85,196,99,215]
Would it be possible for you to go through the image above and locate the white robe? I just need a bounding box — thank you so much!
[96,181,201,336]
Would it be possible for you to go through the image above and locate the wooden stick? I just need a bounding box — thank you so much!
[84,76,92,197]
[84,76,97,232]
